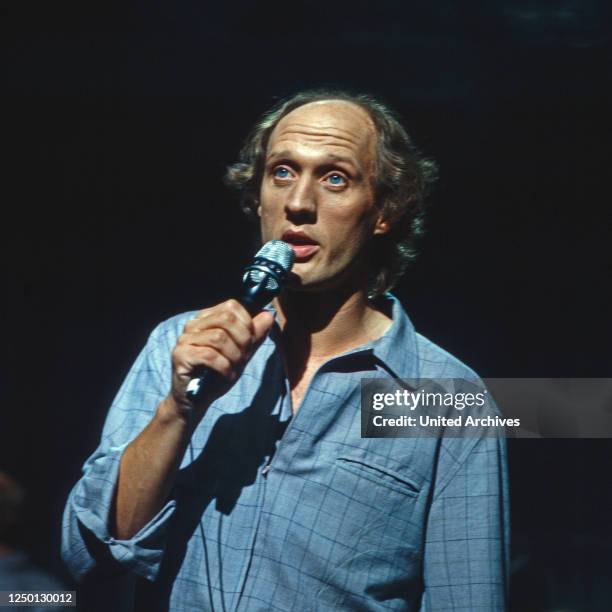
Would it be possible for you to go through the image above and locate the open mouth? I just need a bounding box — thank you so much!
[282,230,320,261]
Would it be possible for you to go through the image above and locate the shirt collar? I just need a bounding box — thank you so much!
[264,293,419,379]
[365,292,420,379]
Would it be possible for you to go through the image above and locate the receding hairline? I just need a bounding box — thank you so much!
[273,98,378,134]
[266,98,379,175]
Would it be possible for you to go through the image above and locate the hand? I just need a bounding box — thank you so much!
[166,299,275,416]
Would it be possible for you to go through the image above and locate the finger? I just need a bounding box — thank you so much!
[179,345,234,380]
[187,328,243,364]
[183,316,253,352]
[194,299,253,331]
[251,311,275,346]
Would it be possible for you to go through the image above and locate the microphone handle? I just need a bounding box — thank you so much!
[184,276,275,401]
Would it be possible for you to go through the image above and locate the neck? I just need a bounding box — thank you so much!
[274,284,392,375]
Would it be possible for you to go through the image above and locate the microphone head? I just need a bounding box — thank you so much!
[255,240,295,272]
[243,240,295,292]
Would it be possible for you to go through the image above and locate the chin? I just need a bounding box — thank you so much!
[284,275,317,292]
[284,273,348,295]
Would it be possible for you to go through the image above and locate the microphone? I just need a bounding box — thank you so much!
[185,240,295,400]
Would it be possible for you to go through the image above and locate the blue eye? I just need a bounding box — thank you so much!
[274,167,291,179]
[327,173,346,186]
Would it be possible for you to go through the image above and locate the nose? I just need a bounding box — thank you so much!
[284,176,317,221]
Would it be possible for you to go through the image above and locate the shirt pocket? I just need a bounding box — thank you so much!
[335,456,421,498]
[313,457,424,608]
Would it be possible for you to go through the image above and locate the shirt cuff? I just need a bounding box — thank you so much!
[71,443,177,581]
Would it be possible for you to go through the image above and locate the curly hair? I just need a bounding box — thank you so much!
[225,89,438,295]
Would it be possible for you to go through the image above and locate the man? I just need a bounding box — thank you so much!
[62,90,509,611]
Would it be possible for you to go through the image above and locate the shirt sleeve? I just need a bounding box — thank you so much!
[420,434,510,611]
[61,319,181,583]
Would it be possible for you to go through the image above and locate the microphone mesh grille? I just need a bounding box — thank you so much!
[245,240,295,290]
[255,240,295,271]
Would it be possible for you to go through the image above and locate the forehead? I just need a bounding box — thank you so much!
[267,100,376,164]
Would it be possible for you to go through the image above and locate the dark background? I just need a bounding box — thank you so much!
[3,1,611,610]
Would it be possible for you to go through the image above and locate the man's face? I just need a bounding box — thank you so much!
[258,100,389,292]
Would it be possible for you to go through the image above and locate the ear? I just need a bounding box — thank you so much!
[256,201,262,217]
[373,214,391,236]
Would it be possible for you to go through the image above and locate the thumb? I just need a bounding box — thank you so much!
[251,310,275,346]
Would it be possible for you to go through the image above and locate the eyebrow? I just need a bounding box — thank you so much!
[266,150,359,168]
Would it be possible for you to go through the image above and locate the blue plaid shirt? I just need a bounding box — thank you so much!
[62,294,509,611]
